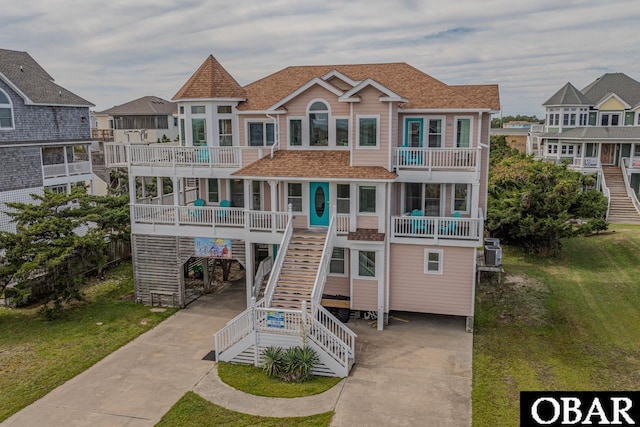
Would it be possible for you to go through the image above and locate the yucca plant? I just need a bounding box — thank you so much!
[261,346,285,378]
[282,346,319,382]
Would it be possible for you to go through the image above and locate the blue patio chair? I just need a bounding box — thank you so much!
[401,145,423,166]
[410,209,427,235]
[188,198,205,219]
[217,199,231,223]
[196,148,210,163]
[440,211,461,235]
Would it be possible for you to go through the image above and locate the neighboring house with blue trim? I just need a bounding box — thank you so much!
[0,48,94,233]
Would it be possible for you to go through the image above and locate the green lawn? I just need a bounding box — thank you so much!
[0,262,176,422]
[156,391,333,427]
[472,225,640,426]
[218,362,342,398]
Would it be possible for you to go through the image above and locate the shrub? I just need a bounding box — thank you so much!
[261,345,319,383]
[261,346,285,378]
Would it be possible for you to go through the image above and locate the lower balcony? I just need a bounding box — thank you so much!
[43,161,92,179]
[390,212,484,246]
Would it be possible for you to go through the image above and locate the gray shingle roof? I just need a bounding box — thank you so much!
[581,73,640,107]
[100,96,177,115]
[542,82,591,106]
[540,126,640,140]
[0,48,93,106]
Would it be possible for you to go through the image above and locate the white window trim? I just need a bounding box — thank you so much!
[356,250,377,279]
[451,183,471,214]
[246,120,275,147]
[287,116,304,148]
[336,183,351,214]
[599,111,623,127]
[424,116,446,148]
[454,115,474,148]
[424,249,444,275]
[329,247,348,277]
[207,178,220,204]
[358,184,377,215]
[307,99,331,148]
[286,182,304,213]
[332,116,350,148]
[0,88,15,130]
[401,182,444,216]
[356,115,380,149]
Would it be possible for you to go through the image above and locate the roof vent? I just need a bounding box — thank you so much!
[20,65,23,72]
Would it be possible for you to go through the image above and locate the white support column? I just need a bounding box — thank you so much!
[172,177,180,206]
[377,249,385,331]
[471,182,480,218]
[156,177,163,205]
[88,145,95,195]
[141,177,146,199]
[129,174,137,205]
[269,180,278,232]
[244,179,252,210]
[245,241,254,307]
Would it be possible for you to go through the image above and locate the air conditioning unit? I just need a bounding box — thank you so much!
[484,246,502,267]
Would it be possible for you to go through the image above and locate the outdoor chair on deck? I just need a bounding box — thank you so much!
[440,211,461,235]
[196,147,210,163]
[410,209,428,235]
[216,199,231,223]
[401,145,423,166]
[188,198,205,219]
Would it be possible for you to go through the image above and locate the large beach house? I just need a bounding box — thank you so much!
[106,55,499,376]
[529,73,640,223]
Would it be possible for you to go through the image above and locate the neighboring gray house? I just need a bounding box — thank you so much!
[0,48,94,232]
[528,73,640,223]
[95,96,178,143]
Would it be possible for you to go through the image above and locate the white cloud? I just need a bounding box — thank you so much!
[1,0,639,115]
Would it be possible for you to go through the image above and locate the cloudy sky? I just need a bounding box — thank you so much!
[2,0,639,116]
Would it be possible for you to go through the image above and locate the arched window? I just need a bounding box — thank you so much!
[308,100,329,146]
[0,90,13,129]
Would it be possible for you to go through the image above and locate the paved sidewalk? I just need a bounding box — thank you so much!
[3,281,473,427]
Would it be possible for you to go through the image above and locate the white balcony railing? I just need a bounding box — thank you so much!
[131,204,289,232]
[393,147,479,170]
[43,161,91,178]
[104,143,241,168]
[336,214,350,235]
[391,214,483,241]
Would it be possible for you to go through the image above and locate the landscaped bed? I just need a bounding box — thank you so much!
[472,225,640,426]
[0,261,176,422]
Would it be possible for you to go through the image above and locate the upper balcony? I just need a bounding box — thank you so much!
[104,143,272,177]
[392,147,481,173]
[390,209,484,247]
[43,161,92,179]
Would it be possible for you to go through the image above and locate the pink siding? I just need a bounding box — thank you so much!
[352,279,378,310]
[283,85,350,117]
[395,113,483,149]
[356,215,378,229]
[263,184,271,211]
[241,148,262,167]
[352,86,390,168]
[219,179,228,201]
[389,244,475,316]
[324,275,350,297]
[238,114,270,147]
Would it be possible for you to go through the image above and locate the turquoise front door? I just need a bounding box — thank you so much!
[404,118,423,147]
[309,182,329,226]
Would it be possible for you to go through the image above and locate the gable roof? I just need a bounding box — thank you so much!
[232,150,397,181]
[542,82,591,106]
[0,48,93,106]
[540,126,640,140]
[239,63,499,111]
[100,96,177,115]
[581,73,640,107]
[173,55,246,100]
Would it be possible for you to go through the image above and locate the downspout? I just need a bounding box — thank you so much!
[384,181,391,327]
[267,113,279,159]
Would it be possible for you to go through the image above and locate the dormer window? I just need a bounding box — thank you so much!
[601,112,621,126]
[309,101,329,146]
[0,90,14,129]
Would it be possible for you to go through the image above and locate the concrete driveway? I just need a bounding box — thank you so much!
[3,280,473,427]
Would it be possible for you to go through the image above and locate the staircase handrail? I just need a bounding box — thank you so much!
[620,159,640,215]
[252,256,273,299]
[305,306,353,369]
[264,204,294,306]
[310,209,337,304]
[312,303,356,357]
[600,168,611,219]
[214,297,265,359]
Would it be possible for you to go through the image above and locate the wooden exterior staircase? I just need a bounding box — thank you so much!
[214,209,357,377]
[271,230,326,309]
[602,166,640,224]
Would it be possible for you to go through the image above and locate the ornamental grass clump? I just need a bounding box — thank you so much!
[261,345,319,383]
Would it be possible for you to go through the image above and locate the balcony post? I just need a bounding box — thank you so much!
[268,180,278,232]
[173,177,180,227]
[156,177,163,205]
